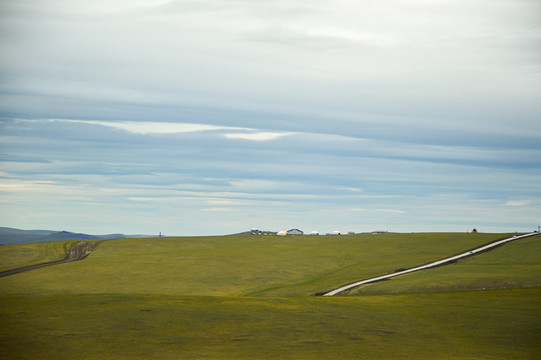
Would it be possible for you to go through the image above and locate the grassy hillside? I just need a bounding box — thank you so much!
[0,240,80,272]
[1,232,539,359]
[0,288,539,360]
[0,233,515,296]
[350,233,541,295]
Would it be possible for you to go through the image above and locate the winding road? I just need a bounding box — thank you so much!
[319,232,539,296]
[0,240,101,278]
[2,234,538,294]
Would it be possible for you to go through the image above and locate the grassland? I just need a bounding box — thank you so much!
[0,232,539,359]
[350,233,541,295]
[0,240,80,272]
[0,289,539,360]
[0,232,518,296]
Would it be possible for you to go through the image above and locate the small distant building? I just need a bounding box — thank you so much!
[277,230,288,236]
[287,229,304,235]
[309,231,319,235]
[372,230,388,234]
[331,230,341,235]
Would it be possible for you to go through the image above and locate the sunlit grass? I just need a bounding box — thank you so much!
[350,233,541,295]
[0,288,539,360]
[0,240,80,272]
[0,233,513,296]
[1,232,539,359]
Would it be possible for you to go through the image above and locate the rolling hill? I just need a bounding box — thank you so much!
[0,227,151,245]
[0,232,539,359]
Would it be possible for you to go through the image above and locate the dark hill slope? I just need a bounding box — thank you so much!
[0,227,129,245]
[38,231,99,242]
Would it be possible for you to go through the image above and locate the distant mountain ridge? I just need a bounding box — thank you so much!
[0,227,153,245]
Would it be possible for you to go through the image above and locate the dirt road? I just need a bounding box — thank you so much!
[0,240,101,278]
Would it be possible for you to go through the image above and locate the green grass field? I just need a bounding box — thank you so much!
[0,232,520,296]
[0,232,540,359]
[0,240,80,272]
[1,289,539,360]
[350,234,541,295]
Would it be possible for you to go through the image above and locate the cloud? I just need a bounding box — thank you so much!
[206,199,248,206]
[1,0,540,235]
[127,197,173,202]
[223,131,296,141]
[342,187,363,192]
[45,119,248,134]
[134,0,175,8]
[36,119,295,142]
[505,200,529,206]
[375,209,407,214]
[297,26,399,48]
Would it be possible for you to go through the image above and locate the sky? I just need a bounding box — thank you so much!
[1,0,540,236]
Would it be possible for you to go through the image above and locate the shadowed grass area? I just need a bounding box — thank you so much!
[0,233,514,296]
[0,288,539,360]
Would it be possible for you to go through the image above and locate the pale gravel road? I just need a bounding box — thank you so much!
[320,232,539,296]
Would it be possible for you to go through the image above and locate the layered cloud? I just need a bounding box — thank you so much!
[2,117,540,234]
[37,119,294,141]
[1,0,540,234]
[64,120,246,134]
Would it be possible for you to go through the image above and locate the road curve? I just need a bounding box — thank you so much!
[0,240,101,278]
[318,232,539,296]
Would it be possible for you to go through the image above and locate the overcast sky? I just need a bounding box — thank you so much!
[1,0,540,235]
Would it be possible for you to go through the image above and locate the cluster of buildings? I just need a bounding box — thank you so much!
[250,228,388,236]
